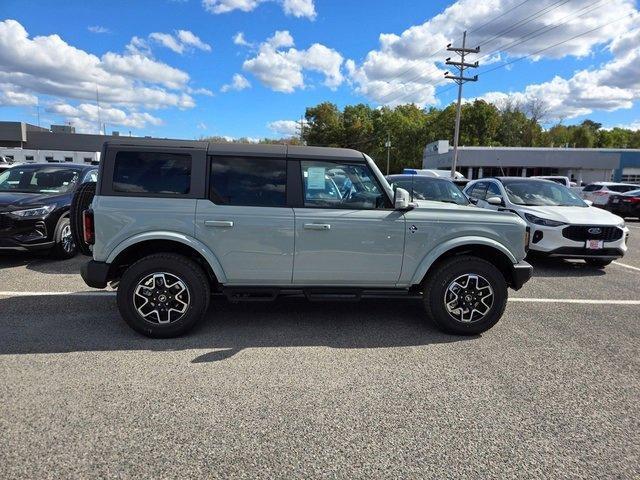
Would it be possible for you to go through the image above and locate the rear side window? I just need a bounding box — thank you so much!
[112,151,191,195]
[209,156,286,207]
[582,184,601,192]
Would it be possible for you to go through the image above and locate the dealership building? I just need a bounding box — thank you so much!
[423,140,640,184]
[0,121,123,164]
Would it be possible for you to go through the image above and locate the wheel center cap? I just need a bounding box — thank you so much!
[158,294,167,303]
[465,294,473,302]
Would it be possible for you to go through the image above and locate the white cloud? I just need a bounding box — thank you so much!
[221,73,251,92]
[0,84,38,106]
[243,30,343,93]
[202,0,316,19]
[232,31,251,47]
[267,119,304,137]
[47,102,163,132]
[347,0,638,107]
[101,52,190,89]
[149,29,211,54]
[87,25,110,34]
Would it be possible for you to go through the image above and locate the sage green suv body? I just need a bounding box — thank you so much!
[80,139,532,337]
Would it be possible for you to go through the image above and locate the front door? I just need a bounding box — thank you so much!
[195,156,294,285]
[292,160,405,286]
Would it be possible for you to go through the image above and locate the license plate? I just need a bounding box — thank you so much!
[586,239,604,249]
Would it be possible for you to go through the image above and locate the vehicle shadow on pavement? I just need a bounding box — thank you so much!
[0,252,84,275]
[527,257,607,278]
[0,295,474,362]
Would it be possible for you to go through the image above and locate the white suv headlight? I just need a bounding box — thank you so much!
[9,205,55,218]
[524,213,566,227]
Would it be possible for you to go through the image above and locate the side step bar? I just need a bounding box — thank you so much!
[221,287,422,303]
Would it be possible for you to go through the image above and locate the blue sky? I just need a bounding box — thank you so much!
[1,0,639,140]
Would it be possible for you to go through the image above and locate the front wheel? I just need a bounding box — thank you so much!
[585,258,613,268]
[51,217,77,259]
[423,255,508,335]
[117,253,210,338]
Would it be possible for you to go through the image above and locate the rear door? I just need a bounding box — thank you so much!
[195,154,294,285]
[291,159,405,286]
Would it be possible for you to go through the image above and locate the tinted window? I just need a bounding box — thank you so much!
[582,184,602,192]
[209,157,286,207]
[486,182,502,197]
[387,176,468,205]
[468,182,488,199]
[301,160,386,209]
[113,151,191,195]
[609,185,639,193]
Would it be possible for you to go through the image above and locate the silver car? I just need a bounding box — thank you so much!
[77,139,532,338]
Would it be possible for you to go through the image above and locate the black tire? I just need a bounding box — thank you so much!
[585,258,613,268]
[70,181,96,257]
[117,253,210,338]
[51,216,78,259]
[423,255,508,335]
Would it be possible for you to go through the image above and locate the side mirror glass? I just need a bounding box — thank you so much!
[487,196,504,206]
[394,187,411,210]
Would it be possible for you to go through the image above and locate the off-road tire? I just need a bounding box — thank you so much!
[51,216,77,259]
[69,181,96,256]
[585,258,613,268]
[423,255,508,335]
[117,253,210,338]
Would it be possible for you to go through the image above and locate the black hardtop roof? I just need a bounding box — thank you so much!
[103,138,366,161]
[7,162,96,170]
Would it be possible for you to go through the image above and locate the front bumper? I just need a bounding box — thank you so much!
[81,260,110,289]
[528,224,628,259]
[0,213,55,251]
[511,260,533,290]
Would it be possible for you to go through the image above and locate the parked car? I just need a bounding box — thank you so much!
[581,182,640,206]
[532,176,577,187]
[463,177,629,268]
[77,139,532,338]
[386,174,469,205]
[0,163,98,258]
[605,188,640,219]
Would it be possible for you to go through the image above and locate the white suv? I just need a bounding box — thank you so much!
[464,177,629,268]
[581,182,640,206]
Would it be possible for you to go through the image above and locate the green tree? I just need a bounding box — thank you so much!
[304,102,344,147]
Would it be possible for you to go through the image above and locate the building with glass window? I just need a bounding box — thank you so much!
[423,140,640,184]
[0,121,123,164]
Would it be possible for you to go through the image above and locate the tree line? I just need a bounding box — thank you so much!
[203,98,640,174]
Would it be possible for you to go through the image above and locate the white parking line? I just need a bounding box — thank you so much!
[612,261,640,272]
[509,298,640,305]
[0,291,638,305]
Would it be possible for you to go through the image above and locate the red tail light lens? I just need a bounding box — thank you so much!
[82,209,95,245]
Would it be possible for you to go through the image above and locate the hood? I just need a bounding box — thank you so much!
[520,205,623,225]
[0,191,67,210]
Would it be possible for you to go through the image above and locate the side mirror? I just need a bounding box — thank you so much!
[394,187,412,210]
[487,196,504,206]
[468,197,478,205]
[584,199,593,206]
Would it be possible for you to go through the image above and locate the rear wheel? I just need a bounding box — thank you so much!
[585,258,613,268]
[423,255,508,335]
[117,253,210,338]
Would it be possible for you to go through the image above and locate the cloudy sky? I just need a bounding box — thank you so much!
[1,0,639,139]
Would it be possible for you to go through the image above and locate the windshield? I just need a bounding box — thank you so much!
[388,176,468,205]
[504,180,586,207]
[0,166,80,194]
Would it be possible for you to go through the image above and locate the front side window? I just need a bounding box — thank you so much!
[112,151,191,195]
[468,182,488,200]
[0,166,80,194]
[209,156,286,207]
[300,161,386,209]
[388,177,468,205]
[486,182,502,198]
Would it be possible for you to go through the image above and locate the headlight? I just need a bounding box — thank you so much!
[9,205,55,218]
[524,213,566,227]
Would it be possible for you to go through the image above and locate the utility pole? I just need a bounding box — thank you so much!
[445,31,479,179]
[385,132,391,175]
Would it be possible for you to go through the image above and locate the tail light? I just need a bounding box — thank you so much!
[623,196,640,204]
[83,209,95,245]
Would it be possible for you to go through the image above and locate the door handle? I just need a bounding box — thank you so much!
[304,223,331,231]
[204,220,234,228]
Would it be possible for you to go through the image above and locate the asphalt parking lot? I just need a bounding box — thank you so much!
[1,221,639,479]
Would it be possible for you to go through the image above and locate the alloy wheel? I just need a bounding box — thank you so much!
[444,273,494,323]
[133,272,191,324]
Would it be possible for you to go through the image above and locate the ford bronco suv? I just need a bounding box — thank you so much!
[76,139,532,338]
